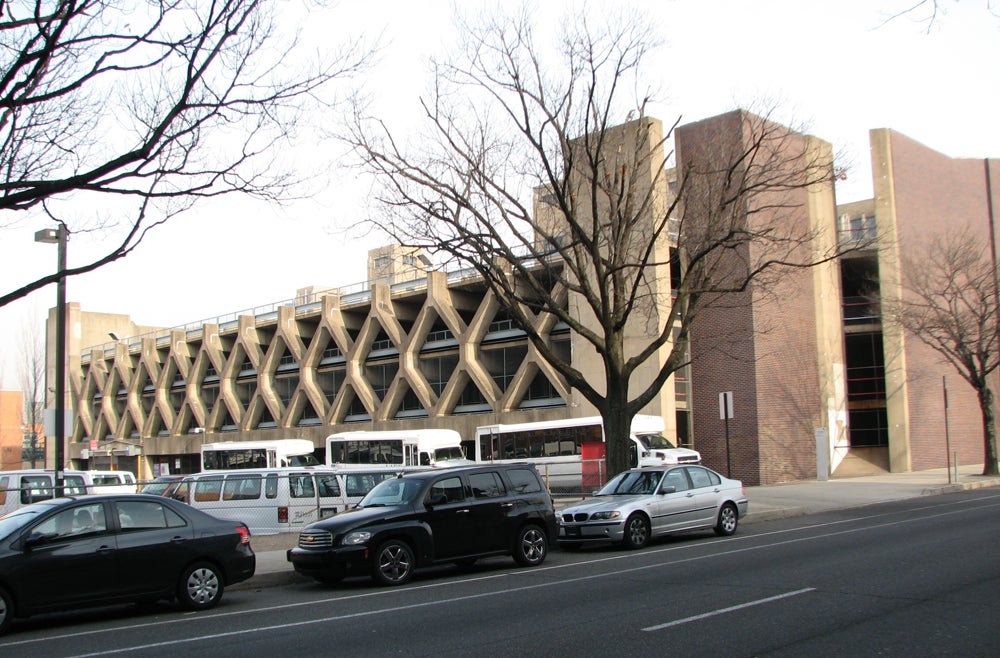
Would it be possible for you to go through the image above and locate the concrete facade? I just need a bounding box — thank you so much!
[36,110,997,485]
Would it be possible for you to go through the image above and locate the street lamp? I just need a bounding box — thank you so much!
[35,223,68,495]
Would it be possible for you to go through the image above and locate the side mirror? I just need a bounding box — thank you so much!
[659,486,676,495]
[23,531,50,549]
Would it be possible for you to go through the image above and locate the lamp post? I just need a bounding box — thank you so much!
[35,223,68,495]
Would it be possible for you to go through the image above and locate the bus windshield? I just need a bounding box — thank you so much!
[635,433,678,450]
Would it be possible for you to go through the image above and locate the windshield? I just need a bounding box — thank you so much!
[597,470,663,496]
[358,477,421,507]
[0,503,57,541]
[434,446,466,462]
[636,433,678,450]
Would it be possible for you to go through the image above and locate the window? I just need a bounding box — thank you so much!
[469,472,506,499]
[224,475,262,500]
[35,503,108,539]
[662,469,690,493]
[117,500,186,530]
[290,474,316,499]
[506,468,542,494]
[316,473,341,498]
[686,467,714,489]
[193,477,224,502]
[428,476,465,503]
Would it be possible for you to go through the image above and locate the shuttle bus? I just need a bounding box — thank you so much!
[472,415,700,492]
[325,429,472,469]
[200,439,320,471]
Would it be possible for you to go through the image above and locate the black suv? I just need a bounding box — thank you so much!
[286,464,556,586]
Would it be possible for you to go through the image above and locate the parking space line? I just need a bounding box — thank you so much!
[642,588,816,632]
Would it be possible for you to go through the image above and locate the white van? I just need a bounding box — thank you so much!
[84,470,138,494]
[0,470,114,517]
[171,467,409,535]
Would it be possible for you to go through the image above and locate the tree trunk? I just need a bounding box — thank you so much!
[603,399,635,480]
[979,386,1000,476]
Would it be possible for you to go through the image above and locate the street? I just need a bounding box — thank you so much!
[2,488,999,657]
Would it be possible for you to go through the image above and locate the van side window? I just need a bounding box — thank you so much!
[0,476,8,504]
[224,475,262,501]
[20,475,53,504]
[505,468,542,494]
[265,473,278,499]
[316,474,341,498]
[63,475,88,496]
[290,474,315,499]
[469,472,506,498]
[194,477,224,502]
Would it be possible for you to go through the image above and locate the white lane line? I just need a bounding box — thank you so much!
[642,588,816,632]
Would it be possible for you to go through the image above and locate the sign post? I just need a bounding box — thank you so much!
[719,391,734,477]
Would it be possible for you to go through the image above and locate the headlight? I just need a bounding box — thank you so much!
[589,510,622,521]
[342,530,372,545]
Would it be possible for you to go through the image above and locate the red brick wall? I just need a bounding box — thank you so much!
[678,111,826,485]
[888,133,997,469]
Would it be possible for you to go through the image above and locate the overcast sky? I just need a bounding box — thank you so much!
[2,0,998,389]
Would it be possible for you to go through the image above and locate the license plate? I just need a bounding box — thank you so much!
[565,526,580,536]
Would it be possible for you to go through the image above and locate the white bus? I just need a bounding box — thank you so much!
[170,467,404,535]
[472,415,700,492]
[200,439,320,471]
[325,429,472,469]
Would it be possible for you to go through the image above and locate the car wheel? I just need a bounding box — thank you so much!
[513,524,548,566]
[622,513,650,549]
[372,539,414,586]
[714,502,739,536]
[0,586,13,636]
[177,562,224,610]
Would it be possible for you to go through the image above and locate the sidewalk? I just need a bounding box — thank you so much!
[231,464,1000,591]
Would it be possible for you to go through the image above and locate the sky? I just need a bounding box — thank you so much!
[1,0,998,389]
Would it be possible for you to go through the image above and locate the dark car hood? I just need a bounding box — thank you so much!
[311,503,416,534]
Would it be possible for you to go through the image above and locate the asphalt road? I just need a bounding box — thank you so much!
[3,488,999,657]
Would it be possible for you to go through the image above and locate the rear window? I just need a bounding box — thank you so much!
[505,468,542,494]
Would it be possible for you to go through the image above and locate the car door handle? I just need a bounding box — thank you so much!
[685,493,695,498]
[170,536,187,544]
[456,509,470,514]
[96,545,114,555]
[501,503,514,508]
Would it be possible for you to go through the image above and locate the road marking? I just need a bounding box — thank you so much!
[3,493,997,653]
[641,588,816,631]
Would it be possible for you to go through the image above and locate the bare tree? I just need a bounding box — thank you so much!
[18,316,46,467]
[344,9,851,476]
[1,0,370,308]
[895,226,1000,476]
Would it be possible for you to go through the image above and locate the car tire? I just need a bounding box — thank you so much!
[372,539,414,586]
[622,513,650,549]
[0,586,13,636]
[176,562,224,610]
[714,502,739,536]
[513,524,548,566]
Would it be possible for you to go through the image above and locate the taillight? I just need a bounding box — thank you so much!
[278,506,288,523]
[236,526,251,545]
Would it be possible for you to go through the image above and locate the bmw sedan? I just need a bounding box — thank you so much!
[0,494,256,635]
[557,465,748,550]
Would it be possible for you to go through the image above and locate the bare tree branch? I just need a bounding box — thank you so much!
[1,0,373,308]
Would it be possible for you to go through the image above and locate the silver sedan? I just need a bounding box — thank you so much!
[557,465,748,550]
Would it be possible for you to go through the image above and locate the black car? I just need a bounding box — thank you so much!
[0,493,255,635]
[287,464,557,586]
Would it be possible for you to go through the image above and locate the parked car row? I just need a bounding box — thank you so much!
[0,463,747,636]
